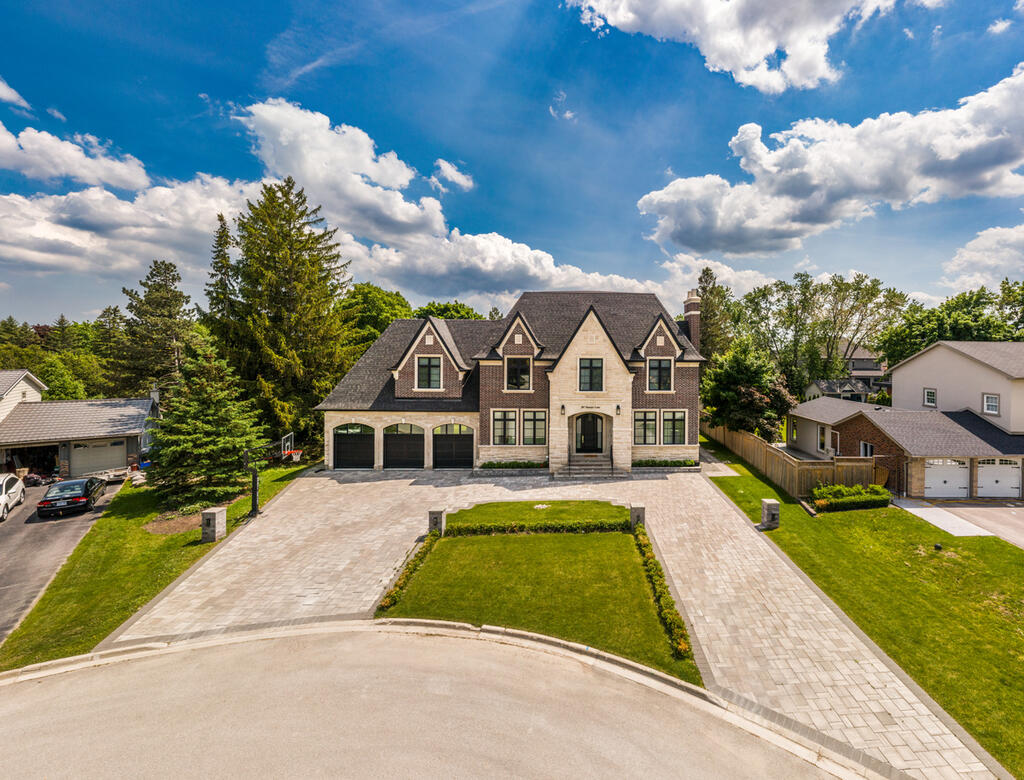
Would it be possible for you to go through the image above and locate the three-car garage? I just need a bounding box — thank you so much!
[331,421,475,470]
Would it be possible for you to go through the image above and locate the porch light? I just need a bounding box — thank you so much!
[560,405,566,415]
[616,404,621,415]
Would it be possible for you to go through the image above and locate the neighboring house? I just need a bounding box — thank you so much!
[317,290,704,474]
[838,339,888,390]
[0,370,158,478]
[804,378,872,403]
[788,396,1024,498]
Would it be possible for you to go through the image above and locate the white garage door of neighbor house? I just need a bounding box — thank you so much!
[70,439,126,477]
[924,458,969,499]
[977,458,1021,498]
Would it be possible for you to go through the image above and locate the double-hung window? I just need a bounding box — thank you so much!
[663,411,687,445]
[860,441,875,457]
[493,411,516,445]
[417,357,441,389]
[579,358,603,391]
[634,411,657,445]
[648,359,672,391]
[983,393,1000,416]
[523,411,546,445]
[923,388,936,407]
[506,358,531,390]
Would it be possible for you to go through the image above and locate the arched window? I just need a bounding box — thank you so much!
[334,423,373,435]
[384,423,424,435]
[432,424,473,435]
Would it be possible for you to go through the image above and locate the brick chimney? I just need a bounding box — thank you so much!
[683,289,701,354]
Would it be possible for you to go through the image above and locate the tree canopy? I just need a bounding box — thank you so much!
[412,300,483,320]
[339,282,413,360]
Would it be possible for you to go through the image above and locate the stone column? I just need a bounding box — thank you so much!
[201,507,227,543]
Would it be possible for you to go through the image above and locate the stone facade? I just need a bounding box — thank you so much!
[324,410,479,470]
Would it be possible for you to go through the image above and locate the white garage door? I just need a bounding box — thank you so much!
[977,458,1021,498]
[924,458,969,498]
[70,439,127,477]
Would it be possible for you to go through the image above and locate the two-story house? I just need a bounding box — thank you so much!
[317,290,704,475]
[786,341,1024,498]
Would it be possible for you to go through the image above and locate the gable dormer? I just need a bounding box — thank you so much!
[391,319,466,399]
[497,313,541,358]
[638,315,683,360]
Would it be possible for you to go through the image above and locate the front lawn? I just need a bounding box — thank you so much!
[0,464,306,671]
[713,462,1024,777]
[383,529,702,685]
[446,500,628,533]
[698,433,734,463]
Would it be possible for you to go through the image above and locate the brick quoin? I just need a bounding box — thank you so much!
[833,414,907,494]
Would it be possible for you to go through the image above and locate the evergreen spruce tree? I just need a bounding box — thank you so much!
[115,260,193,395]
[224,177,355,446]
[47,314,77,352]
[203,213,239,348]
[93,306,128,362]
[147,328,266,510]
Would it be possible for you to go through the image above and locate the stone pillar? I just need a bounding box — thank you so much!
[756,499,780,531]
[428,509,446,536]
[630,504,645,530]
[201,507,227,543]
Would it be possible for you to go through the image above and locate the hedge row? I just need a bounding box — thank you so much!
[377,531,440,613]
[632,459,698,468]
[445,518,631,536]
[478,461,549,469]
[813,494,891,512]
[633,524,692,659]
[811,483,889,500]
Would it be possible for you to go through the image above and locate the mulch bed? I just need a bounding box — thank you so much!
[144,511,202,535]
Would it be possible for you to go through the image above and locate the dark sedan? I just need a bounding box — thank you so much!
[36,478,106,518]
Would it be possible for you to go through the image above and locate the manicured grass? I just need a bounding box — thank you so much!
[384,531,702,685]
[698,433,734,463]
[713,462,1024,777]
[0,465,307,671]
[447,500,627,530]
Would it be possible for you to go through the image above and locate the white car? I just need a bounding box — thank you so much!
[1,473,26,521]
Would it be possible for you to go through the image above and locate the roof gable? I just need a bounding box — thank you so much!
[544,306,633,373]
[890,340,1024,379]
[391,318,469,374]
[0,369,47,397]
[495,312,543,356]
[638,314,683,358]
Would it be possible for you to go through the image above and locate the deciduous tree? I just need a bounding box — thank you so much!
[338,282,413,359]
[412,300,483,319]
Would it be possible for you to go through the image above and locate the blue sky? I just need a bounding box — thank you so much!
[1,0,1023,321]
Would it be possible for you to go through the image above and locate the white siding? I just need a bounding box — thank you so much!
[0,379,43,423]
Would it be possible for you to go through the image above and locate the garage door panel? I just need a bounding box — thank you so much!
[433,434,473,469]
[924,458,969,499]
[333,432,374,469]
[977,458,1021,498]
[71,439,126,477]
[384,434,424,469]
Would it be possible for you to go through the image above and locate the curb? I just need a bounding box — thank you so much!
[0,618,887,780]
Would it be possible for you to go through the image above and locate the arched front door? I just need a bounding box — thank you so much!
[575,414,603,453]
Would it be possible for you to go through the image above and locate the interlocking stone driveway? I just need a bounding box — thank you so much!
[108,470,997,779]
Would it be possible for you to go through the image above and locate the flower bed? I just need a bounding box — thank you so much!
[811,483,891,512]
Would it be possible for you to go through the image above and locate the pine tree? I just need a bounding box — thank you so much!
[488,306,503,321]
[147,328,266,510]
[93,306,128,362]
[47,314,77,352]
[203,213,238,349]
[224,177,355,446]
[115,260,193,396]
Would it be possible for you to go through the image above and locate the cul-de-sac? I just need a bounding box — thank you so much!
[2,4,1024,778]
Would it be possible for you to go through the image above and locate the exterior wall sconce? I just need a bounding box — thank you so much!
[616,405,621,415]
[560,405,566,415]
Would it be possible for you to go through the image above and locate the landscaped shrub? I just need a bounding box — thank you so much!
[811,483,891,512]
[479,461,549,469]
[377,531,440,613]
[445,517,631,536]
[632,459,698,468]
[633,524,692,659]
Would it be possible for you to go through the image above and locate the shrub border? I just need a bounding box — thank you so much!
[445,517,631,536]
[478,460,549,469]
[377,531,440,612]
[633,522,692,658]
[632,458,698,468]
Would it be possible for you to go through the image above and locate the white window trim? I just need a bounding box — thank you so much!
[491,408,518,446]
[982,392,1000,416]
[923,387,937,407]
[578,357,604,391]
[646,358,674,393]
[413,354,444,391]
[522,408,548,446]
[661,409,689,445]
[503,355,533,393]
[817,425,827,453]
[633,410,658,446]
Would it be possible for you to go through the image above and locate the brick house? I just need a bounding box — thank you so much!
[317,290,704,475]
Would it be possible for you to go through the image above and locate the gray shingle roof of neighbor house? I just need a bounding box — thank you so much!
[789,396,879,426]
[317,291,703,411]
[859,408,1024,457]
[0,398,155,446]
[891,340,1024,378]
[808,378,872,395]
[0,369,46,398]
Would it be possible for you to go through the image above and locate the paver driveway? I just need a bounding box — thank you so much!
[107,470,998,779]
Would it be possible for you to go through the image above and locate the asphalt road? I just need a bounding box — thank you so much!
[0,482,115,642]
[0,630,834,779]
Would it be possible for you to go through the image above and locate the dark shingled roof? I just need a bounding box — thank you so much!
[317,291,703,411]
[808,378,872,395]
[790,396,878,425]
[0,398,155,446]
[860,408,1024,457]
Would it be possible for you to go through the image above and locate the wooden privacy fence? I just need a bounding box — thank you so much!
[702,423,874,497]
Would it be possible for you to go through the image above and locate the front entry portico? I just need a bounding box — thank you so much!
[569,412,613,464]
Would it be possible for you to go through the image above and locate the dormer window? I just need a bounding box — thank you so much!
[417,357,441,389]
[506,357,531,390]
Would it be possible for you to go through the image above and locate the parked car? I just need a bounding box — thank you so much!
[1,473,26,521]
[36,477,106,518]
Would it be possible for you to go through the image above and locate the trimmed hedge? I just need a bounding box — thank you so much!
[445,517,631,536]
[633,523,692,658]
[811,483,891,513]
[377,531,440,613]
[632,459,698,468]
[479,461,548,469]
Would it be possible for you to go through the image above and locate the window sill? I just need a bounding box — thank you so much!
[503,388,533,393]
[412,387,444,392]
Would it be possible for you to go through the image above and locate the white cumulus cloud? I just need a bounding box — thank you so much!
[941,222,1024,289]
[430,158,474,192]
[638,63,1024,256]
[988,18,1012,34]
[566,0,929,93]
[0,75,30,109]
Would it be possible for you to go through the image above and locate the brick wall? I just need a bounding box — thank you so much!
[632,364,700,444]
[478,361,550,444]
[833,414,907,493]
[394,326,463,400]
